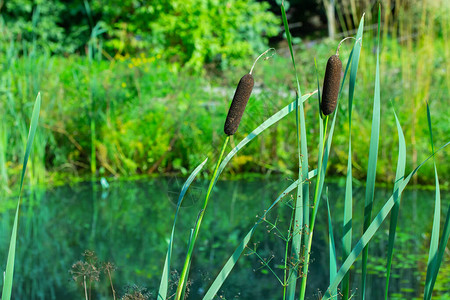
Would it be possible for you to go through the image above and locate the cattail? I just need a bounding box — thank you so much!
[320,54,342,115]
[224,73,254,136]
[223,48,275,136]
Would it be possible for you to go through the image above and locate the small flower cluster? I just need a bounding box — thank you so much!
[114,53,162,69]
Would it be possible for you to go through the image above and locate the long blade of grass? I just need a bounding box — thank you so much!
[423,161,440,300]
[384,110,406,299]
[288,98,307,299]
[326,192,337,298]
[157,158,208,300]
[428,202,450,296]
[361,6,381,299]
[2,93,41,300]
[298,88,324,299]
[342,13,365,300]
[323,141,450,299]
[423,102,440,300]
[176,137,229,300]
[180,226,196,300]
[202,169,318,300]
[281,2,301,96]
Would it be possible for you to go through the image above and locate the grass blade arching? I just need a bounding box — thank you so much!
[326,193,337,298]
[361,6,381,299]
[384,110,406,299]
[2,92,41,300]
[158,158,208,300]
[423,102,440,300]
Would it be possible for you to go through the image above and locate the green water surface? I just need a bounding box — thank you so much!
[0,178,449,299]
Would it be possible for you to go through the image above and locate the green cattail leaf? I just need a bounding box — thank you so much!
[423,102,441,300]
[158,158,208,300]
[423,163,440,300]
[428,202,450,297]
[2,93,41,300]
[361,6,381,299]
[327,194,337,298]
[384,109,406,300]
[341,13,365,300]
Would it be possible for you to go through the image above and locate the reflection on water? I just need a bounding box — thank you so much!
[0,178,448,299]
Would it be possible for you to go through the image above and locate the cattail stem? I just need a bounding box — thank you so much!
[249,48,276,74]
[176,136,230,300]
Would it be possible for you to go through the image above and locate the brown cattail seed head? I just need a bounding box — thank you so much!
[224,74,254,135]
[321,55,342,115]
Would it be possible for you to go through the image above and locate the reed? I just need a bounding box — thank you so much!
[1,93,41,300]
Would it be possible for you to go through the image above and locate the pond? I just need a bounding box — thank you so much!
[0,177,448,299]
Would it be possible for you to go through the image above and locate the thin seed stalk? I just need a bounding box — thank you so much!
[299,116,329,299]
[84,275,88,300]
[107,269,116,300]
[176,136,230,300]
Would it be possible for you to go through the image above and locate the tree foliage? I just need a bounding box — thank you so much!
[0,0,279,70]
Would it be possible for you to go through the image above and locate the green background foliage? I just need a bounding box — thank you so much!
[1,0,279,70]
[0,0,448,188]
